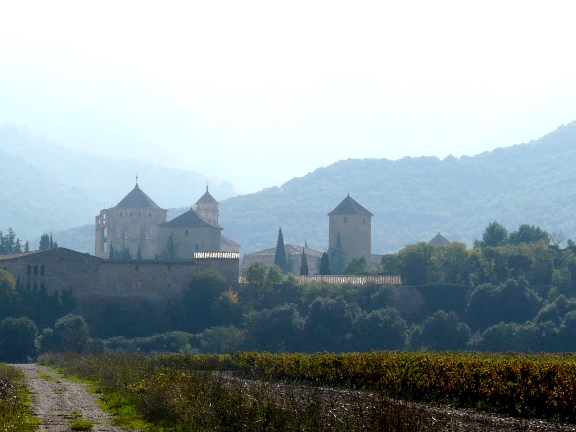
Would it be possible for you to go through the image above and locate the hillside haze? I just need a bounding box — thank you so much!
[0,124,236,243]
[2,121,576,255]
[216,121,576,254]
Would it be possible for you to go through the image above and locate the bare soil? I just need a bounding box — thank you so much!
[13,364,136,432]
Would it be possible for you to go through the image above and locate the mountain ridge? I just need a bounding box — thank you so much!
[3,121,576,256]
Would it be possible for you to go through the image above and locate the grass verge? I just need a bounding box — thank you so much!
[0,364,39,432]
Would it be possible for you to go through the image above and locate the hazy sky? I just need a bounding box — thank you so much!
[1,1,576,193]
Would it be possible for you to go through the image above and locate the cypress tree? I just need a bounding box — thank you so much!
[136,245,143,260]
[274,228,290,274]
[39,234,50,251]
[329,233,346,275]
[109,243,115,260]
[300,248,309,275]
[319,252,331,275]
[24,241,29,252]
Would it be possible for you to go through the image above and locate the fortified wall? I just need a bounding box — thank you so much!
[0,248,239,303]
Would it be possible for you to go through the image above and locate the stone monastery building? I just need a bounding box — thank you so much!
[95,182,239,259]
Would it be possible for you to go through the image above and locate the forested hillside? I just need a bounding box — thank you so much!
[216,121,576,254]
[0,124,236,243]
[2,122,576,253]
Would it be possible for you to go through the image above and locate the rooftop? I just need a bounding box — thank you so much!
[328,194,373,216]
[115,184,162,209]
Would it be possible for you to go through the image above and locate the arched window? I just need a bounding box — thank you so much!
[34,265,38,275]
[27,265,31,275]
[41,265,45,275]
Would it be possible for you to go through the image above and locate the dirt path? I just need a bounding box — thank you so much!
[13,364,136,432]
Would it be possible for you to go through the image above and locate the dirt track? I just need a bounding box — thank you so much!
[13,364,135,432]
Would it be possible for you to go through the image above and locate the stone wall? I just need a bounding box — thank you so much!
[160,226,221,258]
[0,248,239,303]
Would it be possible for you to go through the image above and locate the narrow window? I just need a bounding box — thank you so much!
[185,230,189,236]
[26,283,31,290]
[130,211,133,217]
[27,265,31,275]
[41,265,45,275]
[135,265,139,272]
[149,212,152,218]
[34,265,38,275]
[344,217,347,223]
[33,283,38,291]
[138,211,141,217]
[120,212,123,217]
[363,218,366,224]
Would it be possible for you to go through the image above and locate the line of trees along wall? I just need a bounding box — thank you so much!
[6,222,576,358]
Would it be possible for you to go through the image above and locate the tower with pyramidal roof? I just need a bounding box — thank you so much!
[95,181,168,259]
[328,194,373,272]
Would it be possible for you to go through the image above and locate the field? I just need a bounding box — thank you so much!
[39,351,576,431]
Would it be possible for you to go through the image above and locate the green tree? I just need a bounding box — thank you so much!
[39,314,90,353]
[343,256,373,275]
[352,308,407,351]
[39,233,50,250]
[0,270,17,319]
[465,277,541,331]
[475,221,509,247]
[136,245,143,260]
[299,248,309,275]
[109,242,116,259]
[411,310,470,350]
[0,316,38,362]
[160,233,179,260]
[329,233,346,275]
[274,228,290,274]
[396,242,435,285]
[509,224,550,246]
[319,252,330,275]
[179,269,229,333]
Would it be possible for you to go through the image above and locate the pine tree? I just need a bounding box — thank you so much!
[14,239,21,253]
[274,228,290,274]
[300,248,309,275]
[49,234,54,249]
[319,252,331,275]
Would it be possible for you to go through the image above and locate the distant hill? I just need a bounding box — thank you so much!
[5,121,576,256]
[214,121,576,254]
[0,124,236,243]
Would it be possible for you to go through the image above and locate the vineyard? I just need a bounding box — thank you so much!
[38,351,576,430]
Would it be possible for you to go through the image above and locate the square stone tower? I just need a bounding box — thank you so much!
[328,194,372,273]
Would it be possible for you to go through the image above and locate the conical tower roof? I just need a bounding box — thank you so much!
[196,186,218,205]
[114,183,161,209]
[328,194,373,216]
